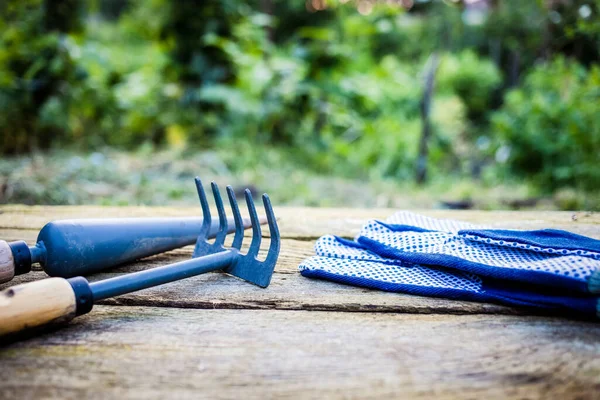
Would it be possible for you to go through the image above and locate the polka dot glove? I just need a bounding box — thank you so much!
[299,212,600,318]
[358,212,600,294]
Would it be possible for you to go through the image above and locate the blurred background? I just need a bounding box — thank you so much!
[0,0,599,209]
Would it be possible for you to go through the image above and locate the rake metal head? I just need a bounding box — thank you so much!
[192,178,280,288]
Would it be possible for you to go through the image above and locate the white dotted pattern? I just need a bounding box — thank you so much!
[314,235,400,265]
[386,212,600,260]
[459,233,600,261]
[359,220,600,283]
[385,211,486,233]
[298,235,483,292]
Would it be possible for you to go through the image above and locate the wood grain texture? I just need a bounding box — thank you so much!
[0,205,599,399]
[0,235,522,317]
[0,306,598,400]
[0,278,76,336]
[2,205,599,239]
[0,240,15,283]
[0,207,598,317]
[1,269,520,316]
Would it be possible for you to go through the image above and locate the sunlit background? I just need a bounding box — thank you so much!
[1,0,599,209]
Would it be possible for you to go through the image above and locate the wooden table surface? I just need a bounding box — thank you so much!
[0,205,599,399]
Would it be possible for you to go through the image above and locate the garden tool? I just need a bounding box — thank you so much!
[0,207,266,284]
[299,212,600,318]
[0,178,280,337]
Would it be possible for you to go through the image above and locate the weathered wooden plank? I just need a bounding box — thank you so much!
[0,235,527,317]
[1,306,598,399]
[0,238,311,274]
[0,207,598,316]
[0,231,309,273]
[1,216,597,317]
[1,205,599,239]
[0,206,598,399]
[1,269,520,316]
[0,228,38,242]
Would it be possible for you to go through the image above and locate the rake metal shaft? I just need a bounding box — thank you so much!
[90,251,236,300]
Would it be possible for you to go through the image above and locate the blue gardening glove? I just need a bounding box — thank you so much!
[299,235,600,317]
[357,212,600,294]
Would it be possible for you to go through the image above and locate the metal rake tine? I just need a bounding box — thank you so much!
[262,194,280,265]
[226,185,244,250]
[211,182,227,247]
[195,177,211,238]
[245,189,262,257]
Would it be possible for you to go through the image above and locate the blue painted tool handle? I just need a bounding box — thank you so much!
[36,217,228,277]
[2,215,259,282]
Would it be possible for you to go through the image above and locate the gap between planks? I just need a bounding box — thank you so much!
[2,206,599,240]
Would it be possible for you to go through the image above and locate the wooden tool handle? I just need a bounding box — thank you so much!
[0,240,15,283]
[0,278,77,336]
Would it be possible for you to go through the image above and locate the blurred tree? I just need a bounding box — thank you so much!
[437,50,501,123]
[121,0,253,143]
[0,0,85,153]
[415,53,439,184]
[546,0,600,65]
[0,0,599,196]
[492,57,600,191]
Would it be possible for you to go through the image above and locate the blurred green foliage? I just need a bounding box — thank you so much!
[1,0,600,201]
[437,50,501,122]
[0,0,84,152]
[492,57,600,192]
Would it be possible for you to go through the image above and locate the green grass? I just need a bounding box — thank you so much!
[1,145,598,210]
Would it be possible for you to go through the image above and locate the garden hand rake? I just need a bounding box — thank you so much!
[0,204,264,284]
[0,178,280,337]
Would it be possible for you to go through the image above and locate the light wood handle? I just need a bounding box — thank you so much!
[0,278,77,336]
[0,240,15,284]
